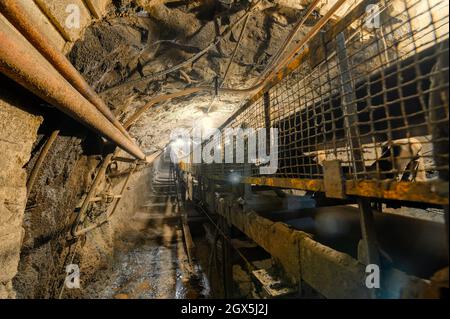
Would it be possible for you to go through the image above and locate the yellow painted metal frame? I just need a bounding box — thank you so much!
[180,162,448,205]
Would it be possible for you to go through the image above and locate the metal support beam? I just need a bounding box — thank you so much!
[203,192,437,298]
[358,199,380,266]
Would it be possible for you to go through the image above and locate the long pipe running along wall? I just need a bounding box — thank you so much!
[0,16,145,160]
[0,0,133,142]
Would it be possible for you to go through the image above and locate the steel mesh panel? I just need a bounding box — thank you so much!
[189,0,449,200]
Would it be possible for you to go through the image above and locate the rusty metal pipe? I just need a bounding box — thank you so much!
[0,17,145,160]
[124,88,202,128]
[265,0,347,82]
[0,0,133,141]
[112,156,139,163]
[26,129,60,198]
[82,0,101,19]
[72,217,109,237]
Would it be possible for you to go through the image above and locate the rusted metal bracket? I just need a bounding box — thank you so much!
[71,161,137,238]
[323,160,346,199]
[252,269,297,298]
[70,153,114,238]
[112,156,139,163]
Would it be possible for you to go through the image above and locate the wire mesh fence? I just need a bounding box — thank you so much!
[183,0,449,203]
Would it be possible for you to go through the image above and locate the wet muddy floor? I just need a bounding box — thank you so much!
[84,194,210,299]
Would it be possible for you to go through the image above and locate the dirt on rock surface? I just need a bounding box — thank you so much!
[68,0,308,154]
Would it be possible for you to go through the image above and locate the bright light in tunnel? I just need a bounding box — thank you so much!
[170,134,192,147]
[200,114,213,131]
[172,138,185,148]
[228,171,241,185]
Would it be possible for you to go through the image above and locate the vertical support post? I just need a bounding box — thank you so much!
[429,40,449,246]
[243,161,252,202]
[336,32,365,174]
[221,215,233,298]
[264,91,271,150]
[201,177,207,204]
[336,32,380,298]
[358,199,380,266]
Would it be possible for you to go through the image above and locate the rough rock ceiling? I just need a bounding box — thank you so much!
[69,0,318,154]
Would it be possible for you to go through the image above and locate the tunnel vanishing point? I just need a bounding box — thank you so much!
[0,0,448,300]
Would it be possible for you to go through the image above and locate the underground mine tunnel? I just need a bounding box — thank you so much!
[0,0,448,300]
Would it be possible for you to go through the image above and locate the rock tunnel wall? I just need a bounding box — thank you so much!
[0,0,152,298]
[0,75,154,297]
[0,78,42,298]
[2,85,154,298]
